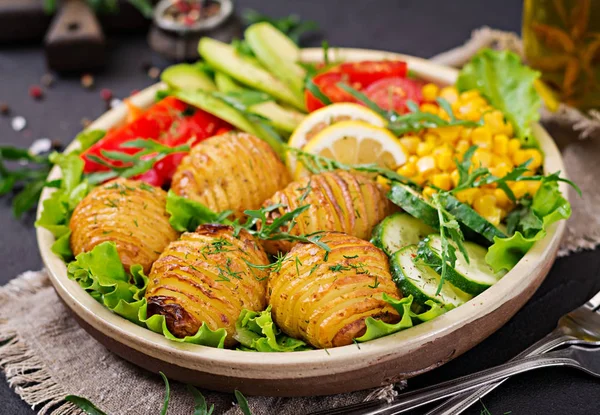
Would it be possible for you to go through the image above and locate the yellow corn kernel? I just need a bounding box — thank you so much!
[494,188,512,208]
[408,155,418,164]
[507,138,521,156]
[422,186,437,199]
[439,86,459,104]
[513,149,543,170]
[484,208,502,226]
[431,173,452,191]
[483,111,506,135]
[472,148,493,168]
[422,83,439,101]
[473,194,497,216]
[416,155,437,175]
[376,175,390,187]
[399,136,421,155]
[416,141,435,157]
[490,162,512,178]
[456,139,471,156]
[459,127,473,141]
[397,162,417,177]
[510,181,528,199]
[526,180,542,195]
[424,133,438,145]
[459,90,481,102]
[471,126,493,148]
[412,174,426,186]
[455,188,481,205]
[451,170,460,187]
[504,120,514,136]
[435,126,462,143]
[420,103,439,114]
[435,150,454,171]
[457,102,482,121]
[493,134,509,156]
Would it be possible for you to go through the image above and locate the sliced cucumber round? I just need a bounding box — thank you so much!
[371,212,435,256]
[438,193,506,245]
[387,184,440,229]
[420,235,506,295]
[390,245,472,308]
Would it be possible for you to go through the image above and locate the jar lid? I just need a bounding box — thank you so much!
[153,0,233,34]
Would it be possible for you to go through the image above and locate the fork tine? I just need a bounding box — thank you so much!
[584,287,600,310]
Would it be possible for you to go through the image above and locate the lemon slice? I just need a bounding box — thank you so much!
[287,103,386,174]
[297,120,408,179]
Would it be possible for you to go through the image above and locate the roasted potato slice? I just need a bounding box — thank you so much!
[261,170,393,254]
[171,132,291,218]
[268,232,401,349]
[70,178,178,273]
[146,224,269,347]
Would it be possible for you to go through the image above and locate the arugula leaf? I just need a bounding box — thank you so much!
[234,390,253,415]
[305,78,333,106]
[188,385,214,415]
[64,395,108,415]
[159,372,170,415]
[234,306,311,352]
[457,49,541,147]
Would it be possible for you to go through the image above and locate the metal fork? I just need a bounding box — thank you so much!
[424,287,600,415]
[308,288,600,415]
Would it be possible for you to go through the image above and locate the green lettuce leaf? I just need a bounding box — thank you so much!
[486,178,571,272]
[165,190,231,232]
[67,242,227,348]
[456,49,541,147]
[234,306,311,352]
[35,152,91,261]
[356,294,453,342]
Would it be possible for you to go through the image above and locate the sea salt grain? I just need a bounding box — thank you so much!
[110,98,123,109]
[29,138,52,155]
[11,116,26,131]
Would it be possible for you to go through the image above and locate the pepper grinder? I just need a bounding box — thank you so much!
[148,0,243,61]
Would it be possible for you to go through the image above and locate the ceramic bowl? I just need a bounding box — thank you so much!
[37,48,567,396]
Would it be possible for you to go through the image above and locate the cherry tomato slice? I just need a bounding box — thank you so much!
[338,60,408,89]
[305,60,409,112]
[363,77,423,114]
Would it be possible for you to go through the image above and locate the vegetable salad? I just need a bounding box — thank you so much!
[21,21,578,352]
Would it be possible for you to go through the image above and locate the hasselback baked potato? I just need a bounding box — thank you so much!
[268,232,402,349]
[260,170,393,254]
[145,224,270,346]
[69,178,179,273]
[171,132,291,218]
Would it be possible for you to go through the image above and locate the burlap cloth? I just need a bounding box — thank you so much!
[1,28,599,415]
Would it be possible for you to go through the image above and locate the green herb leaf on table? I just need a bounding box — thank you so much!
[188,385,215,415]
[234,390,253,415]
[160,371,170,415]
[457,49,541,147]
[64,395,108,415]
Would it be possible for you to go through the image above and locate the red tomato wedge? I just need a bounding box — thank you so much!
[363,77,423,114]
[305,60,408,112]
[81,96,231,186]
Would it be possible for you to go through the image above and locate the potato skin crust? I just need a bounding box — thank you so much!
[268,232,402,349]
[171,132,291,218]
[261,170,393,254]
[69,178,179,274]
[145,224,269,347]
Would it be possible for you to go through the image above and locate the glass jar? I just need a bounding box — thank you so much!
[523,0,600,110]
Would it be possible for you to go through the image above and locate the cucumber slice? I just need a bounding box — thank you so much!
[420,235,506,295]
[198,37,306,111]
[161,64,216,92]
[391,246,472,308]
[438,193,506,244]
[371,212,435,256]
[245,22,306,99]
[387,184,440,229]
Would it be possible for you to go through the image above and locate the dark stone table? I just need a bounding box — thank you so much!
[1,0,599,414]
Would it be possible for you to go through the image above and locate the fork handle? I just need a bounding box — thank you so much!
[361,348,577,415]
[423,331,575,415]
